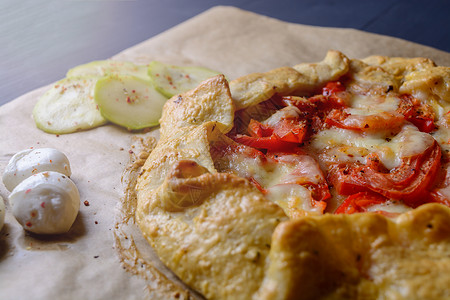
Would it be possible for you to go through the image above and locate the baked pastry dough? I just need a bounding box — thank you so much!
[257,204,450,300]
[136,51,450,299]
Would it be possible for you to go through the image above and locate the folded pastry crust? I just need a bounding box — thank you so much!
[257,203,450,300]
[136,75,288,299]
[136,51,450,299]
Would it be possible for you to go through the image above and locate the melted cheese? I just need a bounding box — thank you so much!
[212,147,282,187]
[366,200,412,214]
[429,99,450,153]
[213,148,321,190]
[312,124,433,170]
[264,106,301,127]
[276,154,323,185]
[217,85,444,215]
[349,94,400,114]
[265,184,322,216]
[212,143,325,215]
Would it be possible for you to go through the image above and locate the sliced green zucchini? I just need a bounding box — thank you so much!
[94,75,168,130]
[33,77,108,134]
[67,60,148,80]
[148,61,221,98]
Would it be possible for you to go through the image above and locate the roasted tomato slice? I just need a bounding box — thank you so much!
[325,109,405,132]
[397,94,436,133]
[321,81,348,107]
[234,116,309,151]
[248,119,273,137]
[334,192,387,214]
[329,140,441,207]
[233,134,298,151]
[430,191,450,207]
[272,119,307,143]
[247,119,307,143]
[322,81,346,95]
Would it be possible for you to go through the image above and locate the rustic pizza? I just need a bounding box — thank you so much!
[135,50,450,299]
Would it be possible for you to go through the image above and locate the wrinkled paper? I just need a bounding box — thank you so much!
[1,6,449,300]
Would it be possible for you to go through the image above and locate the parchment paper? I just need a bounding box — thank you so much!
[1,6,449,300]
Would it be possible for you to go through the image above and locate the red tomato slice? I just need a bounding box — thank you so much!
[428,162,450,207]
[233,134,298,151]
[322,81,348,107]
[323,81,346,95]
[248,119,273,137]
[307,182,331,213]
[325,109,405,132]
[311,197,327,214]
[236,117,308,150]
[272,119,307,143]
[329,140,441,207]
[409,117,435,133]
[430,191,450,207]
[335,192,386,214]
[247,119,307,143]
[397,94,436,133]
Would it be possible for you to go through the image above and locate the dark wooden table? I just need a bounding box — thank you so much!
[1,0,449,106]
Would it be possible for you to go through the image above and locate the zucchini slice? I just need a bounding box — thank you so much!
[148,61,221,97]
[94,75,168,130]
[67,60,148,80]
[33,77,107,134]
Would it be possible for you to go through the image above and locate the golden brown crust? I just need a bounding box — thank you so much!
[136,51,450,299]
[229,50,349,110]
[360,55,450,104]
[160,74,235,138]
[361,55,436,77]
[346,59,400,93]
[292,49,350,88]
[257,204,450,300]
[137,157,287,300]
[136,76,288,299]
[400,67,450,102]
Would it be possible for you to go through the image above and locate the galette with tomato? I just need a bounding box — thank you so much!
[135,51,450,300]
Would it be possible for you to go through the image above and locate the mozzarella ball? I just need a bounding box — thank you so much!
[9,171,80,234]
[3,148,71,192]
[0,196,5,231]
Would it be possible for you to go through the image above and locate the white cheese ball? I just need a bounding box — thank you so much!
[3,148,71,192]
[9,171,80,234]
[0,196,5,231]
